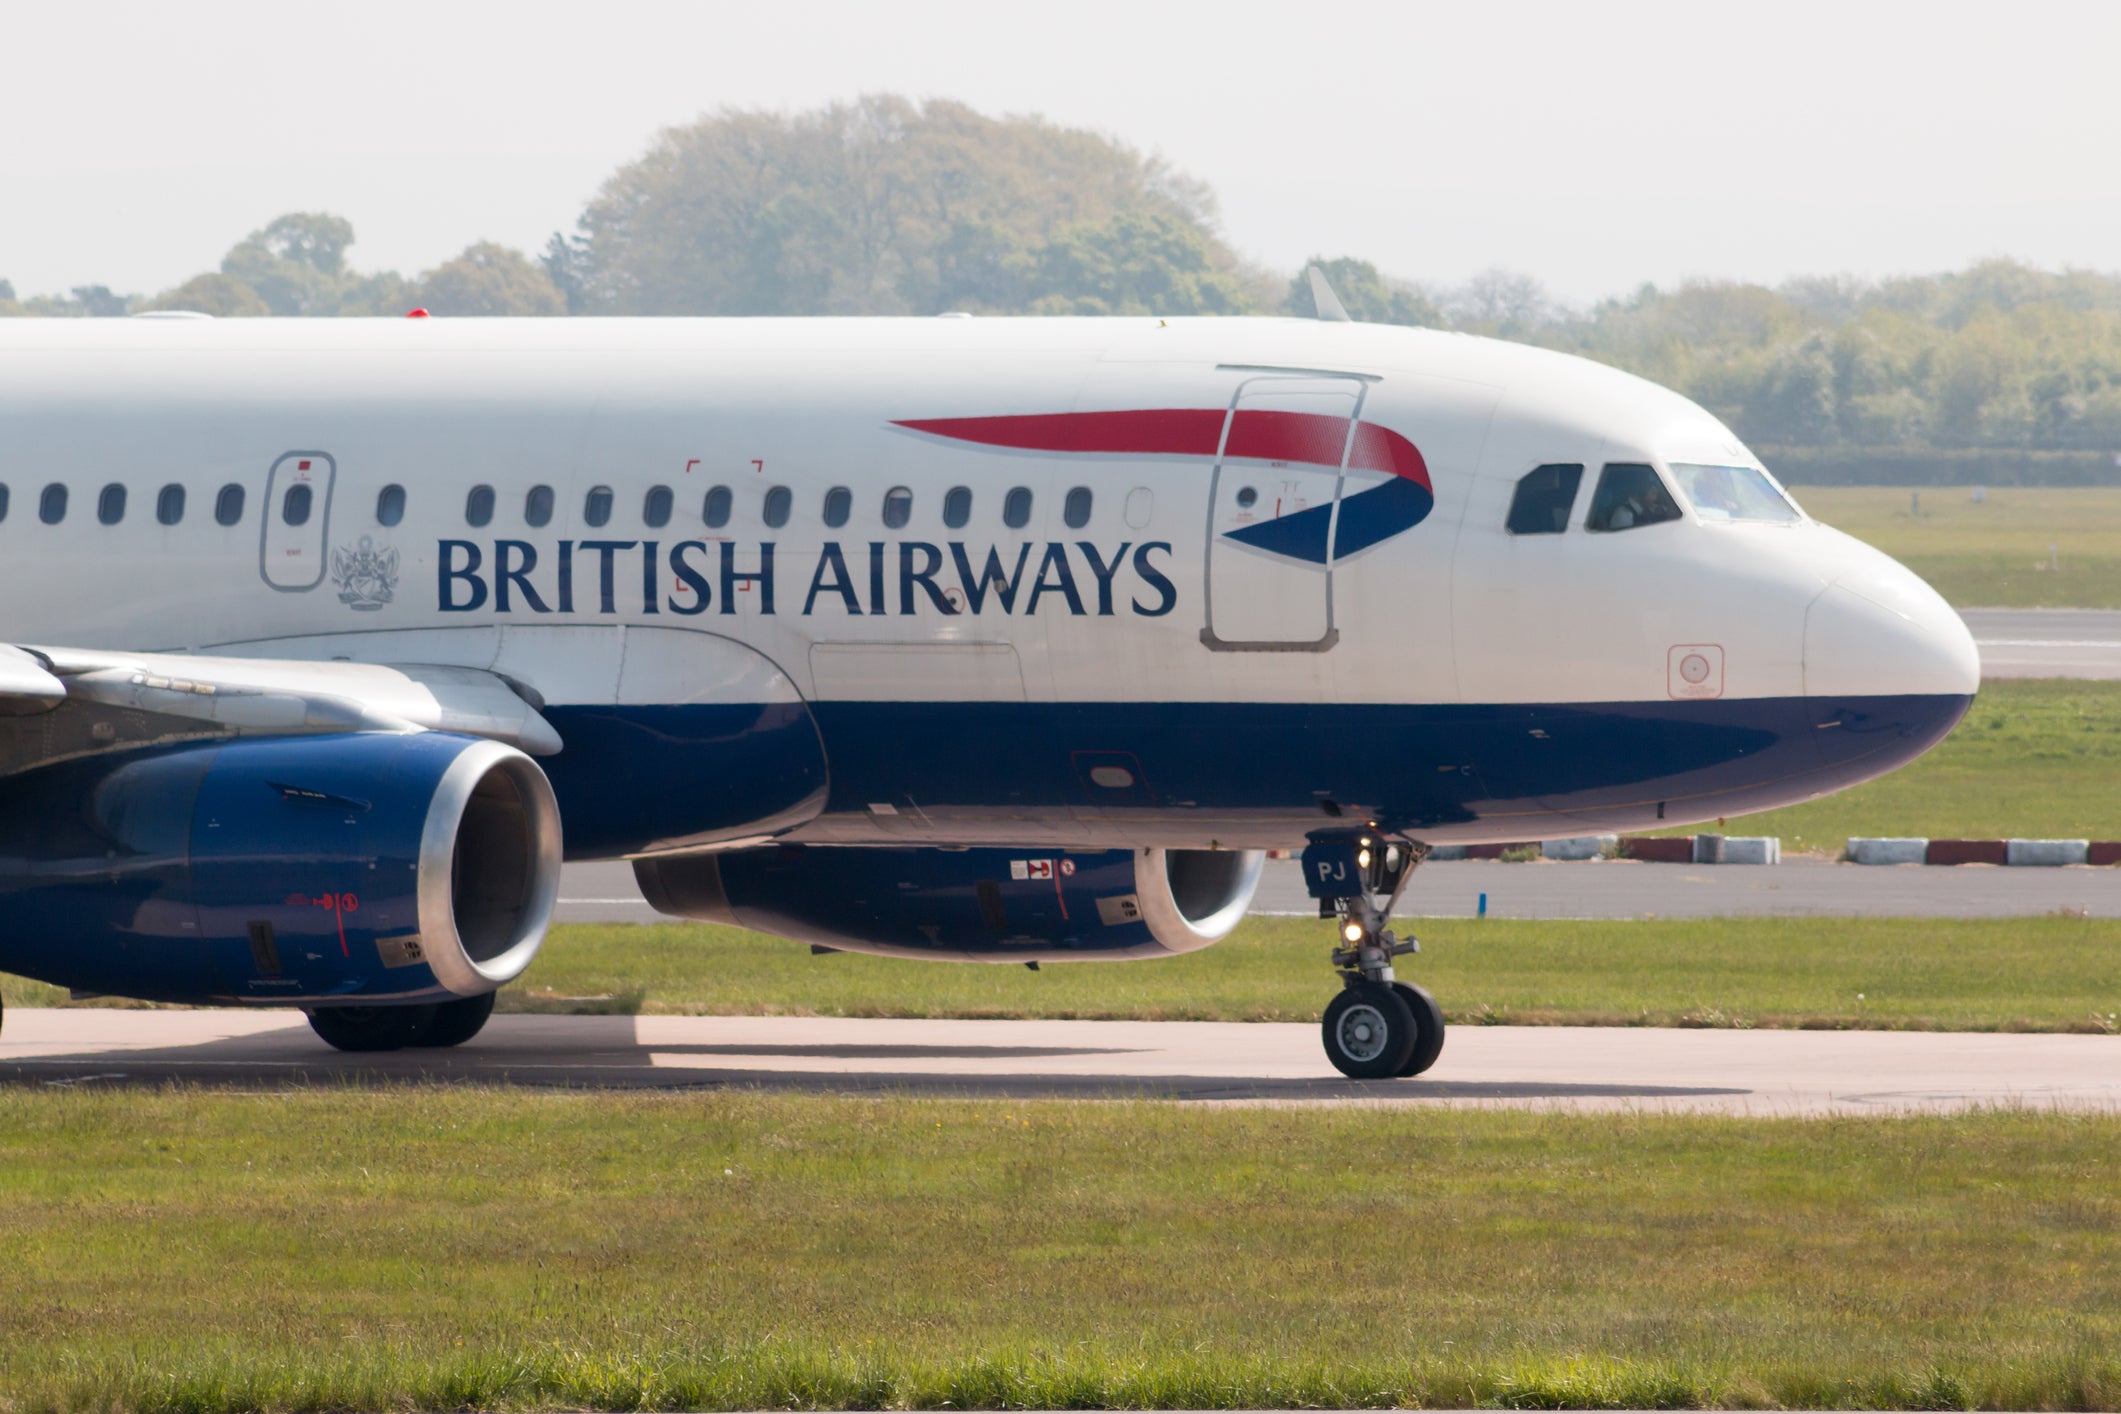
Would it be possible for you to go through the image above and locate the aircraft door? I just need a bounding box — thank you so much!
[1202,375,1366,651]
[259,452,336,591]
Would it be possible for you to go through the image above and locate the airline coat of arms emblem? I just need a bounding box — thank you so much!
[331,537,399,611]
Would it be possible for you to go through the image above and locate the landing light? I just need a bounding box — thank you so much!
[1357,850,1371,869]
[1341,921,1366,944]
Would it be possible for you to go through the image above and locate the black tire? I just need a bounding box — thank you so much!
[1322,983,1417,1079]
[1390,981,1446,1077]
[305,1004,438,1053]
[412,993,496,1048]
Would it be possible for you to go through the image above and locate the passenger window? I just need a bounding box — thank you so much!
[0,484,10,523]
[40,484,67,525]
[157,485,185,526]
[763,485,791,529]
[525,484,554,527]
[943,486,971,529]
[882,486,912,529]
[644,485,673,528]
[1063,486,1092,529]
[1585,463,1682,532]
[98,483,126,525]
[282,483,312,527]
[376,484,406,527]
[704,485,732,528]
[584,485,613,528]
[823,486,851,528]
[465,485,495,527]
[215,484,246,526]
[1124,487,1153,529]
[1506,464,1584,535]
[1003,486,1033,530]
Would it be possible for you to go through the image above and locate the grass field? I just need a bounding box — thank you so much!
[1801,486,2121,608]
[1,1088,2116,1412]
[16,911,2113,1033]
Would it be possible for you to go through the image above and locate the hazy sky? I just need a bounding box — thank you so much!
[5,0,2118,304]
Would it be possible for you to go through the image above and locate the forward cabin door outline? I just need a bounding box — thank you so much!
[259,451,336,591]
[1200,373,1369,651]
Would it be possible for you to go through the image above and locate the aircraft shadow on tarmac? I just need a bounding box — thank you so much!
[1,1014,1750,1103]
[670,1043,1144,1060]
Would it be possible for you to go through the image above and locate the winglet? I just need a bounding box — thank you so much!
[1306,266,1352,323]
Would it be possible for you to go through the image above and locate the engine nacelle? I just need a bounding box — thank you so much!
[0,732,560,1005]
[635,844,1264,962]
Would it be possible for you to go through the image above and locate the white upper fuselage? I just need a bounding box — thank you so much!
[0,314,1971,699]
[0,315,1978,852]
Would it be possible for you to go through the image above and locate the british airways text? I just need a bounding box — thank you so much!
[436,540,1179,618]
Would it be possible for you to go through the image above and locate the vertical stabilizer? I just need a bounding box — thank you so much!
[1305,266,1352,322]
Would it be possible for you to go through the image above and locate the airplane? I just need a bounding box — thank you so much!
[0,304,1977,1077]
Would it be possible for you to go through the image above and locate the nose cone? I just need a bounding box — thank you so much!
[1805,550,1980,700]
[1803,543,1977,783]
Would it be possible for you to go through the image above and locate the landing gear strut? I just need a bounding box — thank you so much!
[1304,835,1445,1079]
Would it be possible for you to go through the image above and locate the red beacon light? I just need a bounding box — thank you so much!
[405,307,431,319]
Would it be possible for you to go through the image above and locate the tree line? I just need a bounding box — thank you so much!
[5,95,2118,457]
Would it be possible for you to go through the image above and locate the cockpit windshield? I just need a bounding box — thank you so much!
[1668,463,1803,523]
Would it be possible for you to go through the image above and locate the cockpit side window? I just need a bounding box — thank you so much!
[1668,462,1803,523]
[1505,464,1583,535]
[1585,463,1683,532]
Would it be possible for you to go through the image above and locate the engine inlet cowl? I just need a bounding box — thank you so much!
[0,732,562,1005]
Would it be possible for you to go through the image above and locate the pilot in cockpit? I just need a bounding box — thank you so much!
[1587,463,1683,532]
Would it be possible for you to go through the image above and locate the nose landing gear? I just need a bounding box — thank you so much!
[1305,835,1445,1079]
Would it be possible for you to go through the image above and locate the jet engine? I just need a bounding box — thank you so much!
[635,844,1264,962]
[0,732,560,1006]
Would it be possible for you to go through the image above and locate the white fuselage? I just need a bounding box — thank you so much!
[0,315,1978,856]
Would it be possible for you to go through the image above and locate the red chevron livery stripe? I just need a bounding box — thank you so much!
[894,410,1430,490]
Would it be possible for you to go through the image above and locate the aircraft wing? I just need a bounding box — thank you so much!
[0,645,561,779]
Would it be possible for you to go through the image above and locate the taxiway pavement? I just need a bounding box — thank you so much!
[3,1008,2113,1114]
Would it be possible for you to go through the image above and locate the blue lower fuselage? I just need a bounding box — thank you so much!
[539,689,1972,858]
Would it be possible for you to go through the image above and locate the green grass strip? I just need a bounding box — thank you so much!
[1802,485,2121,609]
[2,1090,2119,1411]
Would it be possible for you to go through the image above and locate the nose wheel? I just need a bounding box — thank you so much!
[1304,835,1446,1079]
[1321,981,1445,1078]
[1323,983,1413,1077]
[1389,980,1446,1076]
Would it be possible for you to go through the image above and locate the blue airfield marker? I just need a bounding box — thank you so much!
[1478,892,1487,919]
